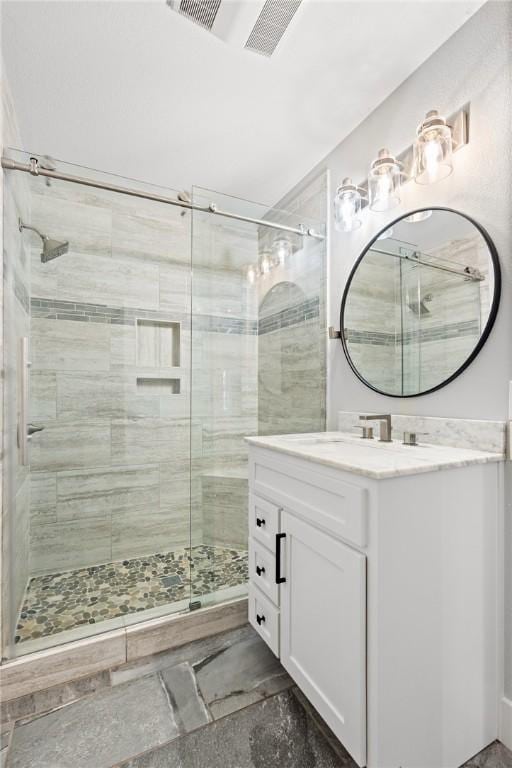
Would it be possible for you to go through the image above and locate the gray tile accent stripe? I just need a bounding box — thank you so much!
[258,296,320,335]
[345,319,480,347]
[31,298,185,327]
[31,296,322,336]
[31,298,258,335]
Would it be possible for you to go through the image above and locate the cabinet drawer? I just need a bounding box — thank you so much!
[253,458,367,547]
[249,537,279,605]
[248,583,279,657]
[249,495,281,552]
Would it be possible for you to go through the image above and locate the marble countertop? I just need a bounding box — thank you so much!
[245,431,504,479]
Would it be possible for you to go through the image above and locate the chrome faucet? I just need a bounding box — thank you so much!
[359,414,392,442]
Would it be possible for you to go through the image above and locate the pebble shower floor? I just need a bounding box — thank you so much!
[16,545,248,643]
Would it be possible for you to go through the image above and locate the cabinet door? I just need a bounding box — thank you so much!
[280,510,366,767]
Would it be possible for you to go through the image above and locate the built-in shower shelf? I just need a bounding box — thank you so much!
[136,377,181,395]
[136,318,180,368]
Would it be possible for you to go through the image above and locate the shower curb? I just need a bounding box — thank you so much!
[0,598,248,703]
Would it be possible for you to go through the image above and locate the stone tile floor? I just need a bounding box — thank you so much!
[16,545,248,643]
[2,625,511,768]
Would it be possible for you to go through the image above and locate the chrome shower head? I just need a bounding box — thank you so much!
[41,237,69,263]
[18,219,69,263]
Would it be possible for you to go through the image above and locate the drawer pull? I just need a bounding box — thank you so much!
[256,565,265,576]
[256,614,265,625]
[276,532,286,584]
[256,517,265,527]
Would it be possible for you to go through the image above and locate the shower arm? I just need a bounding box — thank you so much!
[18,219,47,244]
[3,156,325,241]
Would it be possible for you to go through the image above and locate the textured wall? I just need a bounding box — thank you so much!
[282,1,512,700]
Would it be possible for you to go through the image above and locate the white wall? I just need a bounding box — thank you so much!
[283,0,512,702]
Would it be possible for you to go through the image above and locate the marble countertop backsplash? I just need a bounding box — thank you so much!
[337,411,508,455]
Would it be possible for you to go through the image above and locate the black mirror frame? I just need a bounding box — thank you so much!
[339,207,501,398]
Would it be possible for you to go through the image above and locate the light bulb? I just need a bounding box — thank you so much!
[423,138,443,182]
[414,110,453,185]
[334,179,363,232]
[260,254,271,275]
[368,149,401,212]
[247,265,256,284]
[376,173,391,207]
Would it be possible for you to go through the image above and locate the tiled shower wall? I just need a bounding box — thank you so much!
[27,177,259,575]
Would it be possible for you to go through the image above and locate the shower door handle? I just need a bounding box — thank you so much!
[17,337,30,466]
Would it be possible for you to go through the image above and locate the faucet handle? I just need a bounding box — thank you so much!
[353,424,374,439]
[402,431,428,446]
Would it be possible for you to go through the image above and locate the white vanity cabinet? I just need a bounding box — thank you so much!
[247,440,501,768]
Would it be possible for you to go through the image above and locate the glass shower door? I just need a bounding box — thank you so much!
[3,150,195,657]
[189,185,326,610]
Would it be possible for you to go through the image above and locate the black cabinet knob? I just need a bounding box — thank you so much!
[256,614,265,625]
[256,565,265,576]
[256,517,265,527]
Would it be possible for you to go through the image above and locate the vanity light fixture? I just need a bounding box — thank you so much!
[246,264,257,284]
[368,149,403,212]
[333,105,467,235]
[334,178,366,232]
[414,110,453,184]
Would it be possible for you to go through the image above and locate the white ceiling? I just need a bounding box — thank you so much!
[2,0,484,206]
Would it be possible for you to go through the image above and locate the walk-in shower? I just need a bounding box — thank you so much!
[1,149,326,659]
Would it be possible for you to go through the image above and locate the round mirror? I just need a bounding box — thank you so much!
[340,208,501,397]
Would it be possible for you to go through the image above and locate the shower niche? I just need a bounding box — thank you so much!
[135,318,182,394]
[136,318,181,369]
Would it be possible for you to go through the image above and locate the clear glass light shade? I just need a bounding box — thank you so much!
[246,264,257,283]
[334,179,363,232]
[368,149,402,212]
[414,111,453,184]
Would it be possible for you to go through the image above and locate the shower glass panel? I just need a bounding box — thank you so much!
[2,149,194,657]
[401,251,482,395]
[1,152,326,660]
[189,185,327,611]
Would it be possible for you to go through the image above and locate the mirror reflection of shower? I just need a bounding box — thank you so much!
[18,218,69,263]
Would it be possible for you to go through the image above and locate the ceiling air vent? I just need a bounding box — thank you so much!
[244,0,302,57]
[167,0,222,31]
